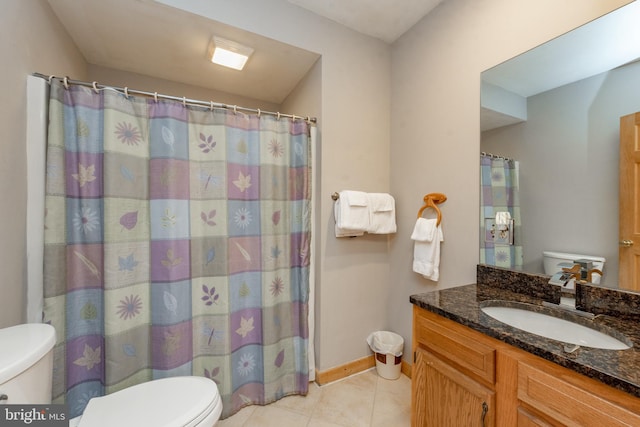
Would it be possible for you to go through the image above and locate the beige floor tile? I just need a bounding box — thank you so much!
[307,419,348,427]
[244,405,310,427]
[371,387,411,426]
[216,371,411,427]
[216,405,256,427]
[271,381,322,416]
[336,368,379,389]
[376,373,411,395]
[310,371,377,427]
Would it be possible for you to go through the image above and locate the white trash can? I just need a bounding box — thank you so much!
[366,331,404,380]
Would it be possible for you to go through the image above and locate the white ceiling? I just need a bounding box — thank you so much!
[481,1,640,131]
[286,0,445,43]
[46,0,321,104]
[47,0,639,120]
[482,1,640,98]
[46,0,443,105]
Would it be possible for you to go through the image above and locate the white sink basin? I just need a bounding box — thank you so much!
[481,304,631,350]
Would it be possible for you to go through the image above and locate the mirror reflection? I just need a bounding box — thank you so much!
[480,2,640,291]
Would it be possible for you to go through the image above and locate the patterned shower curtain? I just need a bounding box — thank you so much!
[43,79,311,419]
[479,154,523,269]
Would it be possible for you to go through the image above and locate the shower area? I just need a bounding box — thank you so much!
[479,152,523,269]
[26,72,318,420]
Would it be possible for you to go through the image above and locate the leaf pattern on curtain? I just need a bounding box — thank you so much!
[479,154,523,269]
[43,80,311,419]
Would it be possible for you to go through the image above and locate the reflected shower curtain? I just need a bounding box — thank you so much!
[43,79,311,419]
[479,154,523,269]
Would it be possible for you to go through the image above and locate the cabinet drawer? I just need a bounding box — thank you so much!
[518,361,640,427]
[414,309,495,384]
[516,407,555,427]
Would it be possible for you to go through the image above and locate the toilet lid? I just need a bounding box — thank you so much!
[78,377,221,427]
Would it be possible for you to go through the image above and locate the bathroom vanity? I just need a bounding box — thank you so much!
[410,266,640,426]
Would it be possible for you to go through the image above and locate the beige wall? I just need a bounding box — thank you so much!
[0,0,86,328]
[388,0,631,360]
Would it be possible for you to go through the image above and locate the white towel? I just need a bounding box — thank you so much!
[411,218,443,281]
[334,190,369,237]
[367,193,397,234]
[496,211,511,225]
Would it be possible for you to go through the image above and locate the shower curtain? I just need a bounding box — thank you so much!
[42,79,311,419]
[479,154,523,269]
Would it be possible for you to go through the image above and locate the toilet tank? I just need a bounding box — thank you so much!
[0,323,56,404]
[543,251,606,284]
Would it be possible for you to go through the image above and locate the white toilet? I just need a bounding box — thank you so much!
[543,251,606,284]
[0,323,56,404]
[0,323,223,427]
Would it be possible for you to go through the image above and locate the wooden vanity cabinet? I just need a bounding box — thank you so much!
[516,357,640,426]
[412,305,640,427]
[412,306,496,426]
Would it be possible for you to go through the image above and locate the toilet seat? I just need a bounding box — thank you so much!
[76,376,222,427]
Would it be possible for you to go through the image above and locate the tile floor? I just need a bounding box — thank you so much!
[216,369,411,427]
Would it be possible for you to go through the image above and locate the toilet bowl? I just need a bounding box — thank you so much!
[543,251,605,284]
[70,376,222,427]
[0,323,56,404]
[0,323,222,427]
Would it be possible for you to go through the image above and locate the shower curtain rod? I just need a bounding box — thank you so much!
[33,73,317,124]
[481,151,514,162]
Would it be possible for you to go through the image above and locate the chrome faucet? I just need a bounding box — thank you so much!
[545,261,595,319]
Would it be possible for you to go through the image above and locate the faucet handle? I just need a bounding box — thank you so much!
[561,264,581,279]
[587,268,603,283]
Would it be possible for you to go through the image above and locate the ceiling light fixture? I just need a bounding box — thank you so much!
[209,36,254,71]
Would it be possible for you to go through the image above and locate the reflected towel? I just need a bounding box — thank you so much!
[367,193,397,234]
[411,218,443,281]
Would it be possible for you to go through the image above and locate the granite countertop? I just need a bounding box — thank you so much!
[410,283,640,398]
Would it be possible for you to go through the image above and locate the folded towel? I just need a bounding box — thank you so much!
[334,190,369,237]
[410,217,436,242]
[367,193,397,234]
[496,211,511,225]
[411,218,443,281]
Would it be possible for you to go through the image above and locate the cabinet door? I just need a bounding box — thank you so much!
[413,347,495,427]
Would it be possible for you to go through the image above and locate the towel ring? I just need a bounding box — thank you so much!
[417,193,447,225]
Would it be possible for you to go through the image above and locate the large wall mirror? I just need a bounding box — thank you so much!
[480,1,640,291]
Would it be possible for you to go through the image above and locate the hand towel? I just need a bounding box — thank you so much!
[496,211,511,225]
[411,218,444,281]
[494,211,513,244]
[334,190,369,237]
[367,193,397,234]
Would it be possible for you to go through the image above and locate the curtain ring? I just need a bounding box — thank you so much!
[47,75,54,85]
[63,77,69,90]
[92,81,99,93]
[306,116,311,122]
[257,109,261,117]
[210,101,214,111]
[124,87,129,98]
[153,92,158,103]
[183,97,187,107]
[233,105,237,114]
[277,112,281,120]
